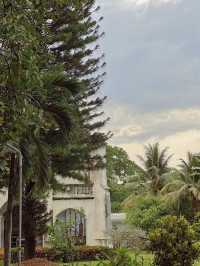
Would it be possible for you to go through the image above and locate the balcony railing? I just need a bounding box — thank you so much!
[53,184,94,199]
[64,184,93,195]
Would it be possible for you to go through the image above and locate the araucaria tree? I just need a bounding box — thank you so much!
[46,0,110,176]
[0,0,109,263]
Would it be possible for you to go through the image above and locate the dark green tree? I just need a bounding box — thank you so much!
[0,0,109,262]
[43,0,110,177]
[12,181,51,259]
[106,145,142,184]
[106,145,145,212]
[0,1,50,264]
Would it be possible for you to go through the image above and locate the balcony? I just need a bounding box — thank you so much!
[53,184,94,200]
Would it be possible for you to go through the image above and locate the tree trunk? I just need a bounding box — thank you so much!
[24,236,36,260]
[4,154,16,266]
[192,197,200,215]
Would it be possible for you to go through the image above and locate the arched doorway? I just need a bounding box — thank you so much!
[57,209,86,245]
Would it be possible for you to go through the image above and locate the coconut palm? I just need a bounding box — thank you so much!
[161,152,200,218]
[138,143,172,194]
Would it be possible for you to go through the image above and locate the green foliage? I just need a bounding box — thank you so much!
[107,145,146,212]
[97,249,148,266]
[110,183,134,212]
[35,245,110,263]
[161,153,200,219]
[192,212,200,240]
[0,0,109,260]
[138,143,172,194]
[48,220,74,251]
[106,145,143,184]
[149,215,200,266]
[126,195,172,233]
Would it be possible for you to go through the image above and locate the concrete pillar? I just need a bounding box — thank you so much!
[0,215,4,248]
[91,147,112,246]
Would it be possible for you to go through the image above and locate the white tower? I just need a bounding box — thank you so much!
[50,146,112,246]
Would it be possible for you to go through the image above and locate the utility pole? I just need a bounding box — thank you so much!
[6,144,23,265]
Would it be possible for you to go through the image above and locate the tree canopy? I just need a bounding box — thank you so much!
[0,0,109,262]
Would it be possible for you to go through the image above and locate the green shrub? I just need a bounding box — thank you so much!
[48,220,74,251]
[97,249,148,266]
[149,215,200,266]
[35,246,111,263]
[192,212,200,240]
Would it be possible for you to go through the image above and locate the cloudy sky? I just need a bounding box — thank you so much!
[98,0,200,166]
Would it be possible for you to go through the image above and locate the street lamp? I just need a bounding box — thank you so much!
[6,143,23,265]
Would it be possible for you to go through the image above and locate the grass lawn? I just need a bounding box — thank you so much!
[65,251,200,266]
[64,260,200,266]
[65,251,153,265]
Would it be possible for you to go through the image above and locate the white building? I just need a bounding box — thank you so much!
[0,147,112,247]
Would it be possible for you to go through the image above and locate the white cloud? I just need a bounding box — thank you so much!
[126,0,180,5]
[102,0,182,9]
[106,104,200,141]
[119,130,200,167]
[106,104,200,166]
[112,125,143,138]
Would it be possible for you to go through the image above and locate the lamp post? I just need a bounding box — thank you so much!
[6,143,23,265]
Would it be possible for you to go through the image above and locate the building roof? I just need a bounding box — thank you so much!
[111,213,126,223]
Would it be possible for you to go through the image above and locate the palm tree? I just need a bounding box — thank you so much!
[161,153,200,219]
[138,143,172,194]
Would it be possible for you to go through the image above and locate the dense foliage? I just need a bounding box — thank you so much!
[149,215,200,266]
[48,220,74,251]
[35,246,110,263]
[0,0,109,262]
[126,195,171,233]
[106,145,143,184]
[161,153,200,219]
[110,183,133,212]
[106,145,145,212]
[99,249,147,266]
[12,194,51,259]
[138,143,172,194]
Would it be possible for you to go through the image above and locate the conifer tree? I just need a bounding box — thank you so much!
[0,0,109,262]
[45,0,111,177]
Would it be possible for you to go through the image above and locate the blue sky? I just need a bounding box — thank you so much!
[98,0,200,166]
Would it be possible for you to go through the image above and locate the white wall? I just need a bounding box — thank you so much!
[52,198,98,245]
[51,147,112,246]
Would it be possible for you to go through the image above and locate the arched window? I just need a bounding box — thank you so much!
[57,209,86,245]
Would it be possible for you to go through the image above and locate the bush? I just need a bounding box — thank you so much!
[149,215,200,266]
[112,228,148,250]
[126,195,171,233]
[97,249,147,266]
[35,246,111,263]
[48,220,74,250]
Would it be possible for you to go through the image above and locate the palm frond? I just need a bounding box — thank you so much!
[161,180,185,194]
